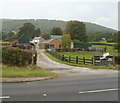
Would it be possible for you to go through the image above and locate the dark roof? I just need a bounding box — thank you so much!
[18,34,30,44]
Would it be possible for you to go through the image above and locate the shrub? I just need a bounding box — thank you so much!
[115,56,120,65]
[2,46,33,66]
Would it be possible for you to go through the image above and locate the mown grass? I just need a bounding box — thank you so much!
[1,64,58,78]
[44,52,119,70]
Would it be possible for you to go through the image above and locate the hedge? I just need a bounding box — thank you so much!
[2,46,36,66]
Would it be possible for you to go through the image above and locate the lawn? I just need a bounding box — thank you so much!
[1,64,58,78]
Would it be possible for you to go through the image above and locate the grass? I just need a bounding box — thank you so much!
[58,45,118,59]
[58,51,103,59]
[0,41,9,44]
[56,45,118,70]
[1,64,58,78]
[90,41,116,45]
[92,45,118,56]
[44,52,119,70]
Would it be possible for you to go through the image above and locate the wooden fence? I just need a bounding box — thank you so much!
[46,50,93,65]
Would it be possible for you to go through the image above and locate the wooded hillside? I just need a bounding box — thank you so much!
[1,19,117,33]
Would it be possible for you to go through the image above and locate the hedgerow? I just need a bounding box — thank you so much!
[2,46,34,66]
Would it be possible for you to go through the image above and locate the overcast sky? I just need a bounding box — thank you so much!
[1,0,119,30]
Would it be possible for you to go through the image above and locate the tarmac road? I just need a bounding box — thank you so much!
[2,73,118,101]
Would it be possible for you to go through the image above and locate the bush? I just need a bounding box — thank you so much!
[114,43,120,52]
[115,56,120,65]
[2,46,33,66]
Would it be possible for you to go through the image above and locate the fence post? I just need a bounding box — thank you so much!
[76,56,78,64]
[62,55,64,61]
[92,57,93,65]
[69,56,71,62]
[83,57,85,64]
[59,54,60,60]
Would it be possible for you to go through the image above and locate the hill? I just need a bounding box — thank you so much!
[1,19,117,33]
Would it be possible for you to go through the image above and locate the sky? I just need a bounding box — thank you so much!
[1,0,119,30]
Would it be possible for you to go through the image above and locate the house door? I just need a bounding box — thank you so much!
[45,44,49,49]
[49,44,54,49]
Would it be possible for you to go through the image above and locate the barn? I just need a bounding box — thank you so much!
[71,42,92,49]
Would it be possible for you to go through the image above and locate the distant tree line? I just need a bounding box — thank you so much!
[2,23,41,41]
[2,21,118,45]
[2,19,116,33]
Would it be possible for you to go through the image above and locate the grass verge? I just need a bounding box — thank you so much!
[1,64,58,78]
[44,52,119,70]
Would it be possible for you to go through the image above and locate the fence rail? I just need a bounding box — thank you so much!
[46,50,93,65]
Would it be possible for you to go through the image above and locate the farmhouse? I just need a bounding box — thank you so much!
[30,37,45,49]
[40,39,61,49]
[30,37,45,44]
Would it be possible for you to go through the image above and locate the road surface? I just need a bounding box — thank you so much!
[2,73,118,101]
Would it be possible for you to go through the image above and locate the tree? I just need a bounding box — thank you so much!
[114,31,120,52]
[87,32,112,42]
[107,32,118,43]
[2,31,18,41]
[42,33,51,40]
[65,20,87,42]
[2,31,7,40]
[18,23,36,40]
[61,34,71,49]
[51,27,63,35]
[34,28,41,37]
[87,32,103,42]
[114,43,120,52]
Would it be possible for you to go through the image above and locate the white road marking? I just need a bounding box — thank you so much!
[79,88,119,94]
[43,93,47,97]
[0,96,10,99]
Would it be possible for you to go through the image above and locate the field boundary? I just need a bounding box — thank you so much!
[46,50,93,65]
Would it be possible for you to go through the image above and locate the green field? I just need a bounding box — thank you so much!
[58,51,102,59]
[92,45,118,55]
[1,64,58,78]
[58,45,118,59]
[90,41,116,44]
[0,41,9,44]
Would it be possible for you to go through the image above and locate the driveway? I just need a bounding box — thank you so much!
[37,49,118,76]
